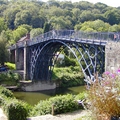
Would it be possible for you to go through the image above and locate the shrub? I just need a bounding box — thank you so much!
[0,85,14,98]
[5,62,16,70]
[87,71,120,119]
[0,86,32,120]
[3,98,32,120]
[30,100,51,116]
[75,92,87,101]
[52,66,84,87]
[0,71,21,86]
[31,93,85,116]
[49,94,79,114]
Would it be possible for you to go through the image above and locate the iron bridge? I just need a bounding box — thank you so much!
[10,30,117,81]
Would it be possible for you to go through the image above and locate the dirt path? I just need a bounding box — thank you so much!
[0,108,90,120]
[27,110,90,120]
[0,108,7,120]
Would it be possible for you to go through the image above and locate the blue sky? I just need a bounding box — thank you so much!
[42,0,120,7]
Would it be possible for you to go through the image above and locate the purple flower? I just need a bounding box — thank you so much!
[110,73,115,78]
[104,71,110,75]
[117,69,120,73]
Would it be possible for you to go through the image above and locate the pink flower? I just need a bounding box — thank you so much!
[104,81,109,85]
[110,73,115,78]
[117,69,120,73]
[104,71,110,75]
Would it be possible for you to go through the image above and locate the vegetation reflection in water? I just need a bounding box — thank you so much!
[13,86,86,106]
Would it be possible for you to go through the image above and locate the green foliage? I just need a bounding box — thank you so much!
[52,66,84,87]
[18,24,32,33]
[31,93,85,116]
[64,56,77,67]
[4,99,31,120]
[0,85,14,98]
[0,18,7,33]
[0,86,32,120]
[87,72,120,119]
[30,100,51,116]
[49,94,79,114]
[55,55,77,67]
[5,62,16,70]
[79,19,110,32]
[0,35,8,64]
[12,26,28,42]
[74,92,87,101]
[30,28,43,39]
[0,71,21,86]
[0,0,120,45]
[43,22,52,33]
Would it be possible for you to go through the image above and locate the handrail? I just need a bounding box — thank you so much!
[9,30,119,49]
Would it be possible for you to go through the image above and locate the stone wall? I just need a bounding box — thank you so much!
[20,81,56,91]
[16,48,24,70]
[105,41,120,72]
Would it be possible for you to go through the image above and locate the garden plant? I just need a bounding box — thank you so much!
[87,71,120,120]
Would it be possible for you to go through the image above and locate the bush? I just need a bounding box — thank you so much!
[3,99,31,120]
[87,71,120,119]
[52,66,84,87]
[30,93,85,116]
[0,85,14,98]
[0,86,32,120]
[49,94,79,114]
[30,100,51,116]
[0,71,21,86]
[31,93,85,116]
[5,62,16,70]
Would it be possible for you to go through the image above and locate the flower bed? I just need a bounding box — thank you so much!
[87,70,120,119]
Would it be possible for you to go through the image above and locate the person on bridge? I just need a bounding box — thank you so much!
[52,30,56,37]
[114,34,117,41]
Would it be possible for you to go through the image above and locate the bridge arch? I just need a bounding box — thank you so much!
[30,39,105,81]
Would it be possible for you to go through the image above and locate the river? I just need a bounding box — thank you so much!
[13,85,86,106]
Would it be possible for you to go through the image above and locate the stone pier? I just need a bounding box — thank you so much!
[20,81,56,91]
[105,41,120,72]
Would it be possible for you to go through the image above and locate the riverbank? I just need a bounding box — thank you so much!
[27,110,91,120]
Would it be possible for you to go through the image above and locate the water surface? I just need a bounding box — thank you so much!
[13,86,86,106]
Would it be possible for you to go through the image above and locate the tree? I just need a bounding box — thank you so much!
[108,24,120,32]
[74,1,93,10]
[30,28,43,39]
[50,16,72,30]
[79,19,110,32]
[72,8,81,23]
[94,2,108,12]
[43,22,52,33]
[31,16,45,28]
[12,26,28,42]
[0,34,9,64]
[80,10,95,23]
[4,8,20,29]
[104,9,120,25]
[0,17,7,33]
[19,24,32,33]
[14,10,31,28]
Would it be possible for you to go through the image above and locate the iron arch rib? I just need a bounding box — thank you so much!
[29,39,105,81]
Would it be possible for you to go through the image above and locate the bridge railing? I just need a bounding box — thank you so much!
[10,30,119,49]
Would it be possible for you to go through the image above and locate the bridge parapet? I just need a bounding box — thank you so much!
[9,30,117,50]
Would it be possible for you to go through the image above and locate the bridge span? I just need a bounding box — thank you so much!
[9,30,120,83]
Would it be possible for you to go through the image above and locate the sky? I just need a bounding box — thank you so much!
[42,0,120,7]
